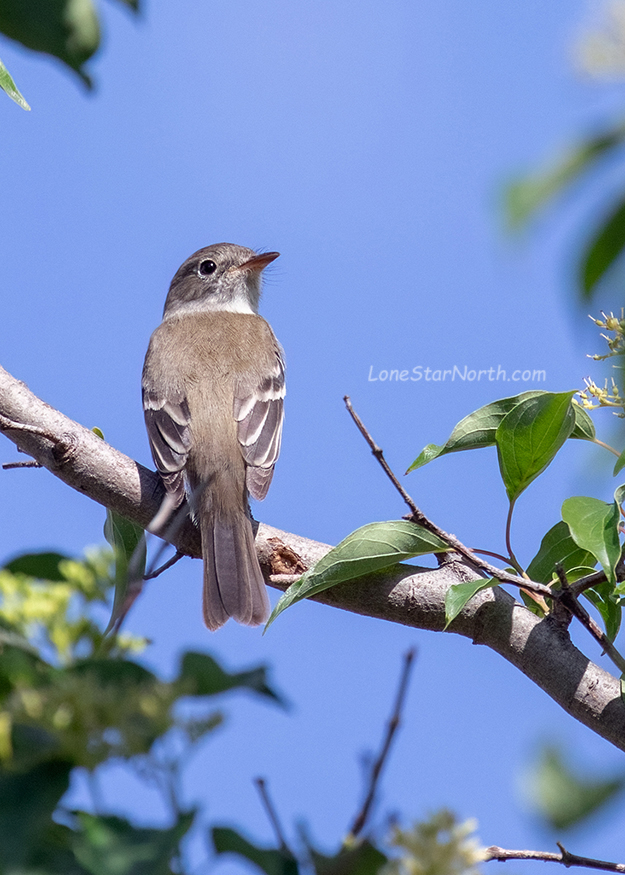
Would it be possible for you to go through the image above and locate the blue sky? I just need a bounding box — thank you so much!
[2,0,625,871]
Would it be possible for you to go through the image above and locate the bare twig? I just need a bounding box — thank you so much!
[342,396,553,598]
[484,843,625,872]
[2,459,42,469]
[343,396,420,513]
[557,577,625,676]
[144,550,184,580]
[570,556,625,598]
[348,648,416,839]
[254,777,292,855]
[570,568,609,597]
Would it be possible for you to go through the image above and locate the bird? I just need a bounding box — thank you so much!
[142,243,285,630]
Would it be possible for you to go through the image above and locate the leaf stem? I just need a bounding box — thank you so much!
[471,548,512,564]
[505,499,523,574]
[592,437,621,458]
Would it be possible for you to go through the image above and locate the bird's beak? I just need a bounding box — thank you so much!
[236,251,280,273]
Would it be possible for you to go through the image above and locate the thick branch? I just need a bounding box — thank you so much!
[2,363,625,751]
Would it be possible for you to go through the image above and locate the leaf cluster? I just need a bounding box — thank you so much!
[270,388,625,651]
[0,545,282,873]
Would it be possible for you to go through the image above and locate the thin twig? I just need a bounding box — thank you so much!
[140,501,193,582]
[254,777,292,855]
[484,843,625,872]
[570,557,625,598]
[344,396,420,513]
[342,396,554,598]
[558,584,625,675]
[348,647,416,840]
[144,550,184,580]
[2,459,42,469]
[570,569,609,597]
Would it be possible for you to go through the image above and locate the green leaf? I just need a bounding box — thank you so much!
[212,827,299,875]
[570,402,596,441]
[615,483,625,506]
[73,811,195,875]
[614,449,625,477]
[266,521,450,629]
[311,841,387,875]
[562,496,621,585]
[180,712,223,745]
[407,392,593,473]
[504,121,625,228]
[444,579,497,629]
[0,641,46,706]
[407,391,546,472]
[522,745,625,831]
[103,509,146,634]
[0,0,100,84]
[68,657,157,688]
[581,195,625,298]
[3,551,71,581]
[0,56,30,109]
[0,759,73,867]
[496,392,576,501]
[177,651,285,705]
[526,521,597,584]
[584,582,622,642]
[104,511,146,581]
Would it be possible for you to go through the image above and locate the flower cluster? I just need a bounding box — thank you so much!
[578,311,625,416]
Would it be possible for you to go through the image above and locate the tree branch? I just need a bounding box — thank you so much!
[3,363,625,752]
[484,844,625,872]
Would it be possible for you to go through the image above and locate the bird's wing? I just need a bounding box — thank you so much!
[142,387,192,508]
[233,344,285,500]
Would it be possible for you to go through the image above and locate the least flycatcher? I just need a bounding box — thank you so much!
[142,243,284,630]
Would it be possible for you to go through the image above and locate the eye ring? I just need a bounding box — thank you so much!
[198,259,217,277]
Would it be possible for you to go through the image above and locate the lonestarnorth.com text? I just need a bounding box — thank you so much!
[367,365,547,383]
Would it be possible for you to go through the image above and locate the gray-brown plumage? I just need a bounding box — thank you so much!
[142,243,284,630]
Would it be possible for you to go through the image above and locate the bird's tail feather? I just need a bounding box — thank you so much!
[201,513,269,631]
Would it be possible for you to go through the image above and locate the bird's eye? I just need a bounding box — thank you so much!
[198,259,217,276]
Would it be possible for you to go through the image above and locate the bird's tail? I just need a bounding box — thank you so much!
[201,511,270,631]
